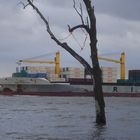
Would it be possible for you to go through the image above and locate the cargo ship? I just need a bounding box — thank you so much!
[0,77,89,96]
[0,71,140,97]
[0,51,140,97]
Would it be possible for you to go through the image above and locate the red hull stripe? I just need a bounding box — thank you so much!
[1,91,140,97]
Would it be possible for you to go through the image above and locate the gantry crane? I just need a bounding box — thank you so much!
[18,52,61,76]
[98,52,125,80]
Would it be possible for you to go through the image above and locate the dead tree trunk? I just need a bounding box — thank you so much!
[24,0,106,125]
[83,0,106,124]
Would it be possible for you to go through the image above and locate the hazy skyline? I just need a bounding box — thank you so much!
[0,0,140,77]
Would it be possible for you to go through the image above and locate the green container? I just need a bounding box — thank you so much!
[12,70,28,77]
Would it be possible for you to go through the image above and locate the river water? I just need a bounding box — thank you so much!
[0,96,140,140]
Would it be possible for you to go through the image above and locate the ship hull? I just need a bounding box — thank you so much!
[1,91,140,97]
[1,77,140,97]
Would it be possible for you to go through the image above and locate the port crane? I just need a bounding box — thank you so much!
[18,52,61,76]
[98,52,125,80]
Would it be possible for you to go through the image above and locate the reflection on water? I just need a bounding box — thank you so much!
[90,125,107,140]
[0,96,140,140]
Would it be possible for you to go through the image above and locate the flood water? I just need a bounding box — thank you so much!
[0,96,140,140]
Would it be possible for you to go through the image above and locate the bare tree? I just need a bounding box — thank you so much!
[22,0,106,125]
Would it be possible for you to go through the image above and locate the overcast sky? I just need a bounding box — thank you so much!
[0,0,140,77]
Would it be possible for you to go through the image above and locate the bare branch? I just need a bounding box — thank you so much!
[70,1,90,34]
[26,0,92,74]
[18,1,29,9]
[68,24,90,33]
[18,0,34,9]
[81,33,88,50]
[73,0,84,25]
[86,17,90,29]
[79,3,84,24]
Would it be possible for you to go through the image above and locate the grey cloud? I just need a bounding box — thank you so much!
[0,0,140,76]
[42,0,140,21]
[94,0,140,21]
[40,0,73,8]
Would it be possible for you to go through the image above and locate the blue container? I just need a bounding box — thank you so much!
[27,73,38,78]
[36,73,47,78]
[27,73,47,78]
[129,70,140,80]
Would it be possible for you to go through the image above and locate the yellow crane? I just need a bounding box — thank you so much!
[98,52,125,80]
[18,52,61,76]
